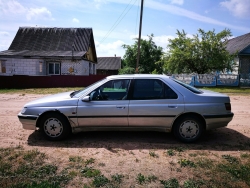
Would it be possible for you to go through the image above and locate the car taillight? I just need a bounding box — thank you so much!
[225,103,231,111]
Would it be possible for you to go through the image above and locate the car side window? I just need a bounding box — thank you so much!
[132,79,178,100]
[89,79,130,101]
[164,84,178,99]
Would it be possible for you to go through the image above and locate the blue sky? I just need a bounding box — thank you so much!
[0,0,250,57]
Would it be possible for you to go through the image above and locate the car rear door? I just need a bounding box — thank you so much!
[77,79,130,126]
[128,78,184,128]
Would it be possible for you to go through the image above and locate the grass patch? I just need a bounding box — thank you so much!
[178,159,196,168]
[160,178,179,188]
[1,146,249,187]
[166,149,175,156]
[183,179,205,188]
[1,86,249,96]
[222,154,239,164]
[111,173,124,184]
[69,156,83,163]
[81,167,101,178]
[136,173,158,185]
[0,147,72,188]
[241,153,250,159]
[196,158,214,169]
[92,175,109,187]
[165,147,186,157]
[149,151,159,158]
[0,87,82,94]
[200,87,250,95]
[218,163,250,186]
[85,158,95,165]
[136,173,147,185]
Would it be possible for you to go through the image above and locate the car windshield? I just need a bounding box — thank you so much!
[71,78,107,98]
[171,78,203,94]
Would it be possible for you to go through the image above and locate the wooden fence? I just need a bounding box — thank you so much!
[0,75,108,89]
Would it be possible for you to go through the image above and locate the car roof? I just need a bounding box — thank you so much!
[106,74,170,79]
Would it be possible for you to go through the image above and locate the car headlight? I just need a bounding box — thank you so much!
[21,107,27,114]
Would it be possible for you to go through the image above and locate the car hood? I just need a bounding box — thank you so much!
[24,91,77,107]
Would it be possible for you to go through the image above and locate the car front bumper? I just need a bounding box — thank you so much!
[18,112,38,130]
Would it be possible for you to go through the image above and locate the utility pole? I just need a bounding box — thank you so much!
[136,0,144,73]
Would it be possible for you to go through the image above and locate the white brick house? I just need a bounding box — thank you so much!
[0,27,97,76]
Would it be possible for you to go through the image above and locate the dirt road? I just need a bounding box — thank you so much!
[0,93,249,187]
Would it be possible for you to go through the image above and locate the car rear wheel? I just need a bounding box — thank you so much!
[39,113,71,141]
[173,116,204,143]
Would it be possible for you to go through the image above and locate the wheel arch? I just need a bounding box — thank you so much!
[36,110,70,129]
[171,112,206,132]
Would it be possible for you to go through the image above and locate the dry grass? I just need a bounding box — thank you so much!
[0,146,249,188]
[1,86,250,95]
[0,87,82,94]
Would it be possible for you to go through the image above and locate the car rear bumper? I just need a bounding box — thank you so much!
[204,113,234,130]
[18,112,38,130]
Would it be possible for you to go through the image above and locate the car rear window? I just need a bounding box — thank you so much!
[171,78,203,94]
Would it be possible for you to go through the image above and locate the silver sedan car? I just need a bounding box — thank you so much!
[18,74,234,142]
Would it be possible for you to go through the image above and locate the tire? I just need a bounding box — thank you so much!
[39,113,71,141]
[173,115,204,143]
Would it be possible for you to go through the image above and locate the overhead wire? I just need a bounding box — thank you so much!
[99,0,138,45]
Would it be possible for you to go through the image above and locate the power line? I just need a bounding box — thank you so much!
[99,0,138,45]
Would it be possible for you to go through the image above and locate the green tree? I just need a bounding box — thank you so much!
[118,67,135,74]
[121,34,164,74]
[164,29,235,74]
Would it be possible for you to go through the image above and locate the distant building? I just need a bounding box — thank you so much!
[226,32,250,74]
[97,56,121,75]
[0,27,97,76]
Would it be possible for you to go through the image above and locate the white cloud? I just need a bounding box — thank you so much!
[220,0,250,19]
[0,31,10,37]
[154,35,175,48]
[100,0,250,31]
[96,40,125,57]
[145,0,250,32]
[26,7,54,20]
[72,18,80,23]
[0,0,26,14]
[170,0,184,5]
[94,0,107,9]
[0,0,54,20]
[0,31,12,51]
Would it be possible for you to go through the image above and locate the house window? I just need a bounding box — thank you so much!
[48,62,60,75]
[93,64,95,74]
[0,61,6,73]
[39,62,43,73]
[89,63,92,74]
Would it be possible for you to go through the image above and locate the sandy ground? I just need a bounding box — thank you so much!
[0,93,250,187]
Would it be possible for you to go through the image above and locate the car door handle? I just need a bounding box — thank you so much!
[116,106,126,109]
[168,105,177,108]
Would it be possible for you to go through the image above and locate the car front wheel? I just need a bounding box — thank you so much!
[39,113,71,141]
[173,116,204,143]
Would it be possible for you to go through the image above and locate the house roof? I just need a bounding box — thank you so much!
[0,50,86,59]
[0,27,97,61]
[226,32,250,54]
[97,57,121,70]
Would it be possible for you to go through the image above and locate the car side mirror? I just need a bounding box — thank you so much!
[82,96,90,102]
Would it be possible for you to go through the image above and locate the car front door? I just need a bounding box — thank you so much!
[128,79,184,128]
[77,79,131,126]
